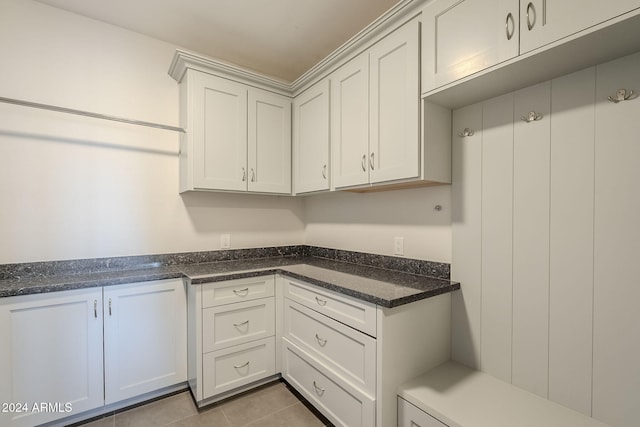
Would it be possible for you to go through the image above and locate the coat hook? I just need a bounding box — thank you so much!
[608,89,635,103]
[458,128,474,137]
[521,111,543,123]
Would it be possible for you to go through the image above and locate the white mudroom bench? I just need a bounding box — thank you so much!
[398,361,609,427]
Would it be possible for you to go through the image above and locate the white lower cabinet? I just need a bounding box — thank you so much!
[280,276,451,427]
[203,337,276,397]
[103,280,187,405]
[0,288,104,427]
[398,397,448,427]
[187,275,277,406]
[0,279,187,427]
[282,340,375,427]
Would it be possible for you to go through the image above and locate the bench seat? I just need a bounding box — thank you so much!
[398,361,609,427]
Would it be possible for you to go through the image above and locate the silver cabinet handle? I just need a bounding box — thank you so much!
[233,361,250,369]
[526,2,536,31]
[458,128,475,137]
[521,111,543,122]
[505,12,515,40]
[315,333,327,347]
[94,300,98,318]
[108,298,112,316]
[369,153,375,170]
[233,288,249,296]
[233,320,249,327]
[315,296,327,306]
[608,88,636,103]
[321,164,327,180]
[250,168,255,182]
[313,381,325,395]
[241,167,246,182]
[361,154,367,172]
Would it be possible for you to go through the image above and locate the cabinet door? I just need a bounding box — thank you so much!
[293,80,330,194]
[520,0,640,54]
[331,52,370,189]
[369,19,420,184]
[422,0,519,92]
[192,71,248,191]
[104,279,187,404]
[0,288,104,427]
[248,89,291,194]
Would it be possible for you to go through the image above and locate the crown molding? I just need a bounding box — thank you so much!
[168,0,426,97]
[168,49,293,96]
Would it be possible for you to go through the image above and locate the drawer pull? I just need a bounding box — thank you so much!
[233,320,249,328]
[233,288,249,297]
[233,361,250,369]
[315,333,327,347]
[315,296,327,306]
[94,300,98,318]
[313,380,325,396]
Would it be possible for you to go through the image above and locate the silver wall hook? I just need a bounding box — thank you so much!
[521,111,543,122]
[458,128,474,137]
[608,89,635,103]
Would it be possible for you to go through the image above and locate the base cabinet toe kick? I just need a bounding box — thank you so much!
[187,274,452,427]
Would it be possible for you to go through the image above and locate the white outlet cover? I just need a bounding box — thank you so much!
[220,234,231,249]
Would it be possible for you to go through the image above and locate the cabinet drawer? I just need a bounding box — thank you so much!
[203,337,275,398]
[282,340,375,427]
[203,298,275,352]
[282,277,376,337]
[284,299,375,395]
[202,275,274,307]
[398,397,448,427]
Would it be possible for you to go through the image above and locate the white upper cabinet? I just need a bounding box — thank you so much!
[331,53,370,189]
[247,89,292,194]
[331,19,450,190]
[520,0,640,54]
[179,69,291,194]
[422,0,640,105]
[189,71,248,192]
[369,19,421,185]
[423,0,518,92]
[293,79,331,194]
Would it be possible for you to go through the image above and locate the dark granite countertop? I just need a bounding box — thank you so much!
[0,255,459,308]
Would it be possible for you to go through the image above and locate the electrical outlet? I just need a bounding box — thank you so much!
[220,233,231,249]
[394,237,404,256]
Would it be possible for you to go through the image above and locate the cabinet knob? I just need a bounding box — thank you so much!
[526,2,536,31]
[505,13,515,40]
[315,333,327,347]
[313,381,326,396]
[233,361,250,369]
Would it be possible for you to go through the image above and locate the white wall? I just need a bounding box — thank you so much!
[304,186,452,263]
[0,0,305,263]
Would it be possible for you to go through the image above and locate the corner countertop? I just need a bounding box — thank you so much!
[0,256,459,308]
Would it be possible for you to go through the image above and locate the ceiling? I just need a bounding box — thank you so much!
[35,0,402,82]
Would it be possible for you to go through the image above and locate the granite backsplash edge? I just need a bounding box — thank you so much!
[0,245,450,281]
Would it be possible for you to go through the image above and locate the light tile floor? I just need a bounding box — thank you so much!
[75,382,332,427]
